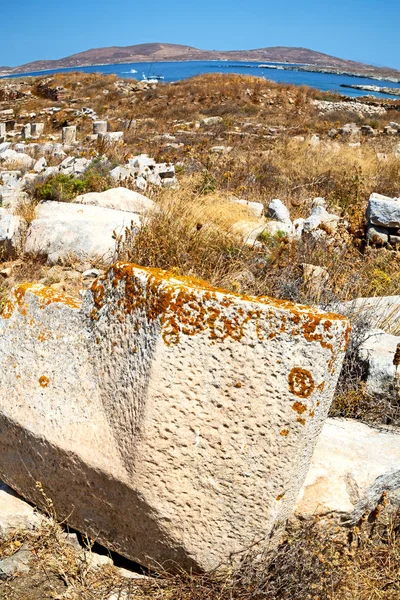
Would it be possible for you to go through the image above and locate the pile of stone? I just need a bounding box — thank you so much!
[312,99,386,117]
[111,153,178,190]
[366,192,400,246]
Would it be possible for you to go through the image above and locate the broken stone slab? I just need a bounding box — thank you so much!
[24,201,141,265]
[358,328,400,396]
[0,264,349,571]
[31,122,44,138]
[367,192,400,228]
[0,480,40,538]
[296,418,400,520]
[62,126,77,144]
[93,121,107,135]
[74,187,157,215]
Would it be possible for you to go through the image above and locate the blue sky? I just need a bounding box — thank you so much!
[1,0,399,68]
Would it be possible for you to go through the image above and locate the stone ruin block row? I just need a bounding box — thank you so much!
[0,264,350,571]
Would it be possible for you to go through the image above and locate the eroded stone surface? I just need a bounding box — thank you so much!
[0,264,350,571]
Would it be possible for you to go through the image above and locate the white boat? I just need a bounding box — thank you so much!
[141,72,165,84]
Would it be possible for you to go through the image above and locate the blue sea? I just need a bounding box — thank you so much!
[3,60,400,100]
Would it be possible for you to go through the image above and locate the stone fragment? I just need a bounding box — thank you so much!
[0,547,31,579]
[296,418,400,520]
[0,264,349,571]
[31,122,44,137]
[93,121,108,135]
[267,199,291,224]
[0,149,34,170]
[62,126,77,144]
[0,208,27,259]
[24,201,140,265]
[367,192,400,228]
[366,224,389,244]
[0,480,40,538]
[33,156,47,173]
[358,329,400,396]
[200,116,223,126]
[21,124,31,139]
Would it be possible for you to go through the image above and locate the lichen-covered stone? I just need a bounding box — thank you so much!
[0,264,350,571]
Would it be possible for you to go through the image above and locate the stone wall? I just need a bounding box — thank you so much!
[0,263,350,571]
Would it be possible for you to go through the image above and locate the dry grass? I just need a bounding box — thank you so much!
[1,489,399,600]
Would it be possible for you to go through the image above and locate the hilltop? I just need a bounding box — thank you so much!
[4,43,400,80]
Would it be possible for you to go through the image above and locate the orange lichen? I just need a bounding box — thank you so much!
[234,382,242,388]
[288,367,315,398]
[87,262,350,352]
[292,401,307,414]
[296,417,306,426]
[39,376,50,388]
[280,429,289,437]
[276,493,285,501]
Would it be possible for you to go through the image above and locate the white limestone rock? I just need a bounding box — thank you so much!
[0,480,40,538]
[0,264,349,571]
[267,199,291,225]
[296,418,400,519]
[230,198,264,219]
[358,329,400,396]
[24,201,141,265]
[0,149,34,170]
[74,187,157,215]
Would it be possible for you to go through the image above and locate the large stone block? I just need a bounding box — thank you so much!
[0,264,350,571]
[24,201,141,265]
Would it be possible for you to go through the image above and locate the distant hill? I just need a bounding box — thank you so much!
[6,43,400,81]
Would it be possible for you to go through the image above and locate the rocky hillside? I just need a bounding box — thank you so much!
[5,43,400,80]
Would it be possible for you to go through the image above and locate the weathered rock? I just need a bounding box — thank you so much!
[31,122,44,138]
[0,149,34,170]
[93,121,107,135]
[358,329,400,396]
[200,116,223,126]
[0,547,31,579]
[0,209,27,258]
[0,480,40,538]
[62,126,76,144]
[267,199,291,224]
[367,192,400,228]
[74,187,156,215]
[296,418,400,520]
[366,224,389,244]
[33,156,47,173]
[0,264,349,571]
[24,201,140,265]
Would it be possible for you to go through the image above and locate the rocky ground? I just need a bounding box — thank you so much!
[1,72,400,598]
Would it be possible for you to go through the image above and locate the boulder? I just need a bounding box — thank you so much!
[367,192,400,228]
[0,264,350,571]
[74,187,157,215]
[296,418,400,520]
[24,201,140,265]
[358,329,400,396]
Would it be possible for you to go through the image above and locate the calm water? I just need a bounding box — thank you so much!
[4,60,400,100]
